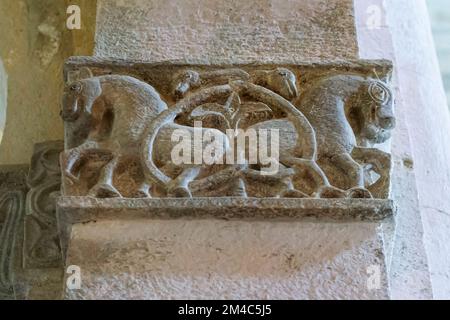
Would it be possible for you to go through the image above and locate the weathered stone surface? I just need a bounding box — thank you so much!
[57,196,395,260]
[0,165,28,299]
[24,141,63,269]
[64,219,389,300]
[95,0,358,63]
[60,58,395,202]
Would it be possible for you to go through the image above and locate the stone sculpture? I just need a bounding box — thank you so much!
[24,141,64,269]
[60,63,395,200]
[0,166,28,300]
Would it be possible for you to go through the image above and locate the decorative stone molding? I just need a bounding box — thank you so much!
[0,166,28,300]
[60,58,395,201]
[23,141,64,269]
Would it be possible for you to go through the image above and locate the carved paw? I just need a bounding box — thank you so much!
[317,186,347,199]
[131,185,152,198]
[167,186,192,198]
[281,189,308,198]
[88,183,122,198]
[63,170,79,186]
[346,187,373,199]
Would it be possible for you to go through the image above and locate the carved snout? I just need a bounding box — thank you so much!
[377,107,396,130]
[174,82,190,99]
[61,93,80,122]
[283,78,298,100]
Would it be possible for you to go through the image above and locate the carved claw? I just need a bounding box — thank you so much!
[131,184,152,198]
[63,170,79,186]
[88,183,122,198]
[316,186,347,199]
[346,187,373,199]
[281,189,308,198]
[228,80,247,93]
[167,186,192,198]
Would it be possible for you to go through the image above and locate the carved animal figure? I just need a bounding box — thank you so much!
[172,68,333,197]
[251,68,299,101]
[61,69,229,198]
[172,69,250,99]
[142,80,331,198]
[294,74,395,197]
[172,68,298,101]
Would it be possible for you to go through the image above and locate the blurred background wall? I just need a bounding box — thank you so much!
[428,0,450,109]
[0,0,96,165]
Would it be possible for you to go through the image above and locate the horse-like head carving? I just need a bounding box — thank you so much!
[353,79,395,145]
[61,68,102,122]
[253,68,298,101]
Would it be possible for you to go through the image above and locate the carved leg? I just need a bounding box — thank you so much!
[280,156,331,195]
[88,156,122,198]
[280,177,309,198]
[332,153,372,199]
[167,166,202,198]
[60,141,100,184]
[229,177,248,197]
[132,182,152,198]
[352,147,392,198]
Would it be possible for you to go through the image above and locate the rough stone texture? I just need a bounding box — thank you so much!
[18,141,65,301]
[0,0,96,165]
[0,59,6,145]
[64,219,389,300]
[0,165,28,299]
[24,141,64,269]
[57,197,395,262]
[61,58,394,200]
[94,0,358,63]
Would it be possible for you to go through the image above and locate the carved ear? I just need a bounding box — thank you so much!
[67,67,94,84]
[78,67,94,80]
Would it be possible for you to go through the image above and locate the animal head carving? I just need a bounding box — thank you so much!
[61,67,102,122]
[172,70,201,99]
[253,68,298,101]
[356,79,395,144]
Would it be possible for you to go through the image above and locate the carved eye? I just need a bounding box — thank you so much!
[184,73,193,80]
[70,82,82,93]
[369,82,390,105]
[278,71,288,77]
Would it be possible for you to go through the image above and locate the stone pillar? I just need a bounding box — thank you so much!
[355,0,433,299]
[56,0,405,300]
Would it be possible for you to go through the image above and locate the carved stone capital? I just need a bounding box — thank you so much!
[60,58,395,204]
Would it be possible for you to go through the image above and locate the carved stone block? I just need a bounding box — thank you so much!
[0,166,28,300]
[24,141,64,269]
[60,57,395,204]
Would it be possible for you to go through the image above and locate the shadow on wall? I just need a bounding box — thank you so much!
[428,0,450,109]
[0,0,97,165]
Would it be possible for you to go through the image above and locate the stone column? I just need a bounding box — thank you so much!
[56,0,403,300]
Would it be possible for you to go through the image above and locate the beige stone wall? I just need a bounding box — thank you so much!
[95,0,358,62]
[0,0,96,165]
[0,59,6,144]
